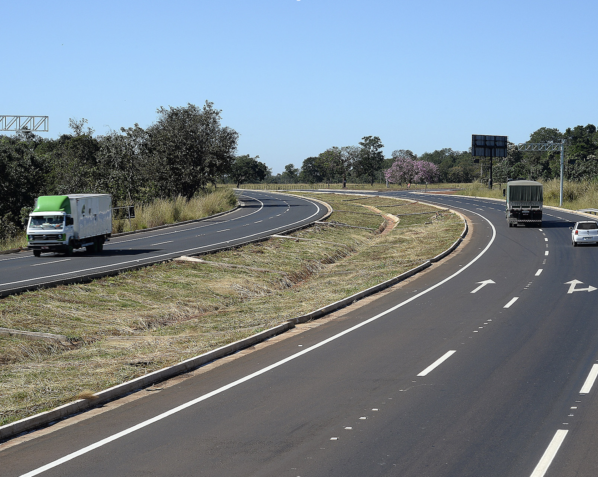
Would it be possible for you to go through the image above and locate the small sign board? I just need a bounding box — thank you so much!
[113,206,135,220]
[472,135,508,158]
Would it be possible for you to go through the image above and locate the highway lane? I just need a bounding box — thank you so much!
[3,191,598,476]
[0,191,328,297]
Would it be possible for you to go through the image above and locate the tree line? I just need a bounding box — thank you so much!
[2,111,596,240]
[254,124,598,188]
[0,102,240,238]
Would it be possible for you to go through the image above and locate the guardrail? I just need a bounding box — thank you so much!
[577,209,598,215]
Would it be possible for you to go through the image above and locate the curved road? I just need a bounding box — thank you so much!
[0,191,328,297]
[2,190,598,477]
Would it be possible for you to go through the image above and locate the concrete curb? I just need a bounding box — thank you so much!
[0,195,466,442]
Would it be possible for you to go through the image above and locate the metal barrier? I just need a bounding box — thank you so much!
[578,209,598,215]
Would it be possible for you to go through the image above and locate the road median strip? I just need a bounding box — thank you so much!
[0,192,467,441]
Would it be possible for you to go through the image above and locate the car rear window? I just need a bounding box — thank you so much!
[578,222,598,230]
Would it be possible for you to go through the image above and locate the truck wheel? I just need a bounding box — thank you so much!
[97,240,104,253]
[66,241,74,257]
[33,250,41,257]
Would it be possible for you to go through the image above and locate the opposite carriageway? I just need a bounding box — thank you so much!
[0,191,329,298]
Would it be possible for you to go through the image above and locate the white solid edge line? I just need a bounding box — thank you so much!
[19,206,496,477]
[580,363,598,394]
[504,297,519,308]
[529,429,568,477]
[1,194,321,289]
[417,350,457,377]
[535,269,543,276]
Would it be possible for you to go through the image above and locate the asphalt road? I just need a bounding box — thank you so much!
[2,190,598,477]
[0,191,328,297]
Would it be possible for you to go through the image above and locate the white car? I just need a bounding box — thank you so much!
[571,221,598,246]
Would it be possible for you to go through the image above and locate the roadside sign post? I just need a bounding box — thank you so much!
[471,135,508,189]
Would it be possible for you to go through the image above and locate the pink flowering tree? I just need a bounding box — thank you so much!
[385,154,439,185]
[413,160,439,183]
[385,154,416,184]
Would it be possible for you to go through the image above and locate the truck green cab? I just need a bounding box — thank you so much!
[27,194,112,256]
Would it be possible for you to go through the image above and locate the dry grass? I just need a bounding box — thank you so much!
[113,188,237,233]
[0,192,463,426]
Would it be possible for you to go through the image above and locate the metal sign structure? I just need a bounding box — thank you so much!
[0,116,49,132]
[517,141,565,206]
[472,135,508,188]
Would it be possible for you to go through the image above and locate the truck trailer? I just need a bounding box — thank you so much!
[27,194,112,256]
[505,180,543,227]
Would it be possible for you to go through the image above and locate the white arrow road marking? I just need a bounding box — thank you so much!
[470,279,495,293]
[565,280,597,294]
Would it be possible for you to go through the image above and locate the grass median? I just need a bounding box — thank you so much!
[0,192,463,427]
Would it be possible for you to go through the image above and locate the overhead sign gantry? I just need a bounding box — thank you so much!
[0,115,48,132]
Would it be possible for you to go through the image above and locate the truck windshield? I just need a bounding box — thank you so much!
[29,215,64,230]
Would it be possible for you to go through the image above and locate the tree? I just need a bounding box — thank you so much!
[229,155,268,188]
[385,152,416,184]
[96,124,149,203]
[355,136,385,186]
[316,148,342,186]
[385,153,439,185]
[281,163,300,183]
[146,102,238,198]
[299,156,324,184]
[0,136,48,228]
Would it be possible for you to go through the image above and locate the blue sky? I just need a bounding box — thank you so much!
[3,0,596,173]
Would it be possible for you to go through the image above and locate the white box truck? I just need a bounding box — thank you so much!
[27,194,112,257]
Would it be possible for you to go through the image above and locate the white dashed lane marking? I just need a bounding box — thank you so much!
[417,350,456,376]
[529,430,568,477]
[580,364,598,394]
[504,297,519,308]
[31,259,71,267]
